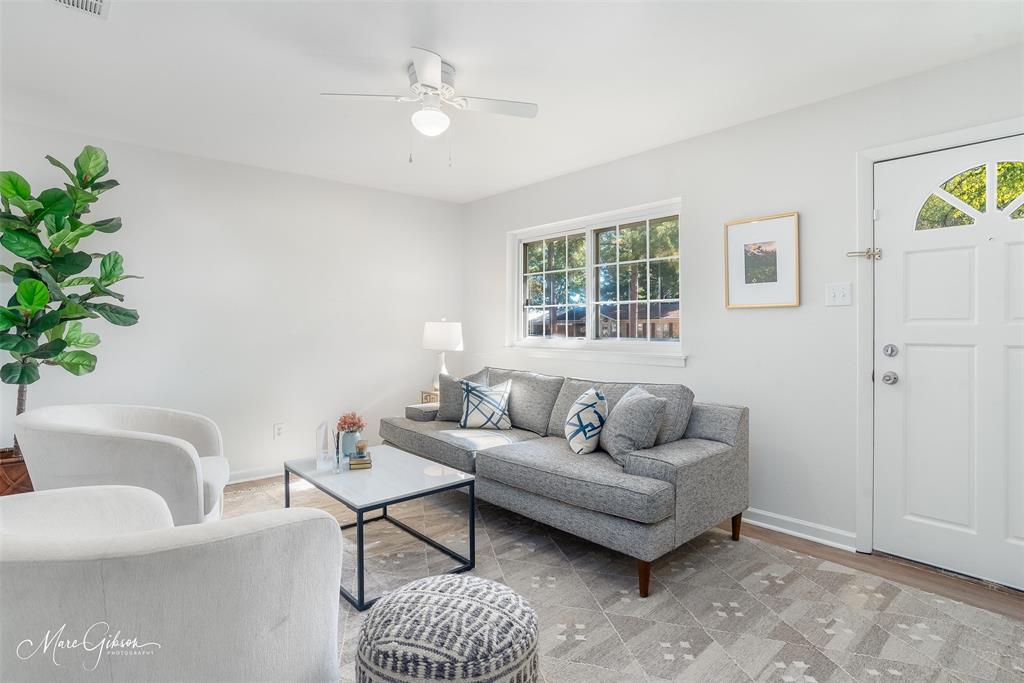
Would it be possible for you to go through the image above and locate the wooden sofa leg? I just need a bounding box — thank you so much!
[731,512,743,541]
[637,560,651,598]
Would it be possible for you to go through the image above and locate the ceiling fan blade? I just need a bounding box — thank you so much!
[320,93,409,102]
[411,47,443,90]
[458,96,539,118]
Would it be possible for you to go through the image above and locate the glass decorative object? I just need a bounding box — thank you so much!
[314,421,333,472]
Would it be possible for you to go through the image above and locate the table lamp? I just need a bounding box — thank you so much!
[422,321,463,390]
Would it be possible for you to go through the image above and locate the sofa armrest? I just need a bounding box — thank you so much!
[621,433,748,545]
[683,402,749,448]
[405,402,439,422]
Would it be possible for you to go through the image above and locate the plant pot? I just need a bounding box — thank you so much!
[342,431,361,458]
[0,446,32,495]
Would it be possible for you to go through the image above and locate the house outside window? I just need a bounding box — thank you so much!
[513,202,682,353]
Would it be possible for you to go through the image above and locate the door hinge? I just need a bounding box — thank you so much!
[873,209,880,221]
[846,247,882,260]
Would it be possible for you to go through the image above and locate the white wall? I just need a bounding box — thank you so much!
[2,46,1020,544]
[458,47,1024,546]
[0,122,462,479]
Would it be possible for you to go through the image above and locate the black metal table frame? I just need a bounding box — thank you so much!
[284,463,475,611]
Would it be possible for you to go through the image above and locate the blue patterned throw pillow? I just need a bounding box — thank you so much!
[564,388,607,454]
[460,379,512,430]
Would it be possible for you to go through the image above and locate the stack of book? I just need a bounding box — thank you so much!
[349,453,372,470]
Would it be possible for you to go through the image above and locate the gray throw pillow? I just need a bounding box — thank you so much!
[599,386,667,465]
[437,369,488,421]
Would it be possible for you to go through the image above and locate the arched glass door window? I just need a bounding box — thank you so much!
[915,160,1024,230]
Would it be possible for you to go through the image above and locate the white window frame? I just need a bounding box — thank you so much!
[505,199,687,367]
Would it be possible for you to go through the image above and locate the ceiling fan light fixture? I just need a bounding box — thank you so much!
[411,106,450,137]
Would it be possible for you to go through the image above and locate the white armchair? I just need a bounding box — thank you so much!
[15,404,230,525]
[0,485,342,683]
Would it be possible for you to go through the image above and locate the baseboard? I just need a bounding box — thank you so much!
[744,507,858,552]
[226,471,859,550]
[229,465,281,484]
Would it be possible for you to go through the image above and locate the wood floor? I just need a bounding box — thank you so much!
[225,477,1024,621]
[731,521,1023,621]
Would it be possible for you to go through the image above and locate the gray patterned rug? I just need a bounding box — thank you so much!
[225,481,1023,682]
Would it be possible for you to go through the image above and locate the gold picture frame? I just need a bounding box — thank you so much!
[724,211,800,309]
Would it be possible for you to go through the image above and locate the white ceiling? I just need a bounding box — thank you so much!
[2,1,1021,203]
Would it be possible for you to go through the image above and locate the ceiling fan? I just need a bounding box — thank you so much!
[321,47,539,137]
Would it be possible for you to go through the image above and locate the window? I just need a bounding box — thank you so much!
[594,216,680,341]
[915,160,1024,230]
[517,208,681,346]
[522,233,587,338]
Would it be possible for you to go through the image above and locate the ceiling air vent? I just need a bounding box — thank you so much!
[52,0,109,20]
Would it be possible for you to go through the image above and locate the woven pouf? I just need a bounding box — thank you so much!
[355,575,539,683]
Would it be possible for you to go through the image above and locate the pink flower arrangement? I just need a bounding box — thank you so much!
[337,411,366,433]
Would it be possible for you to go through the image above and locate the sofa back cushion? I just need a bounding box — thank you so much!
[547,377,694,445]
[486,367,565,436]
[437,368,488,421]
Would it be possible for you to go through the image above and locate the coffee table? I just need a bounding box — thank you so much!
[284,444,475,611]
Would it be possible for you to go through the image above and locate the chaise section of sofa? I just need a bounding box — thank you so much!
[379,415,540,472]
[475,437,675,524]
[379,367,749,597]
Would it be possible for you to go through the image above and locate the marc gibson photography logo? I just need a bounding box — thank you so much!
[17,622,161,671]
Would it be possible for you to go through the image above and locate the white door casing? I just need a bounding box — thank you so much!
[873,136,1024,589]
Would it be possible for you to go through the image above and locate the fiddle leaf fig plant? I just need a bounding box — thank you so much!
[0,146,141,432]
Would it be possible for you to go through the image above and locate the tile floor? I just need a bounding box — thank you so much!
[224,480,1024,682]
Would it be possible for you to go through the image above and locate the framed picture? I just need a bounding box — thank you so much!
[724,211,800,309]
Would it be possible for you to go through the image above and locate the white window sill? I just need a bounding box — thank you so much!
[509,341,687,368]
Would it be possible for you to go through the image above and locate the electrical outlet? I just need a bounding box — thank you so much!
[272,423,285,440]
[826,282,852,306]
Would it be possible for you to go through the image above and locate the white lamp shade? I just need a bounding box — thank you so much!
[422,322,463,351]
[411,107,450,137]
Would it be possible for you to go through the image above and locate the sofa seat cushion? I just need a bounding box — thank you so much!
[379,418,541,473]
[475,437,674,524]
[547,377,694,446]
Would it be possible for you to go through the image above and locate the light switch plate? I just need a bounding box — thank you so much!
[826,282,852,306]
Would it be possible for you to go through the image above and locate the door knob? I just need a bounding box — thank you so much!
[881,371,899,385]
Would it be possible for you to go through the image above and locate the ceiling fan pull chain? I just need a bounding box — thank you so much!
[448,126,453,167]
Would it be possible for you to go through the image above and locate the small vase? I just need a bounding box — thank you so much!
[342,431,361,458]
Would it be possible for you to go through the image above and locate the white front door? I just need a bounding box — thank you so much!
[873,135,1024,590]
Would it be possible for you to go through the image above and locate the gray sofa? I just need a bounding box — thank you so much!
[380,367,749,596]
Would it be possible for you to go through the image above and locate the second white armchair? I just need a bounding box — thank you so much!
[15,404,230,525]
[0,485,342,682]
